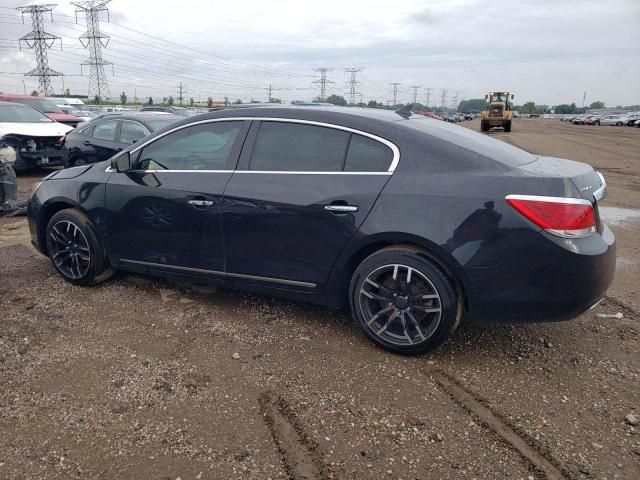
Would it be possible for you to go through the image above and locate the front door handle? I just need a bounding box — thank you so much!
[324,205,358,213]
[188,199,214,207]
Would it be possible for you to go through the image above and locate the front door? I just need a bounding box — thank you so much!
[105,119,249,275]
[222,120,396,288]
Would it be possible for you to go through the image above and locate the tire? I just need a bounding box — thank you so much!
[616,122,623,126]
[480,121,489,132]
[595,121,600,126]
[349,246,462,355]
[503,120,512,132]
[45,209,114,286]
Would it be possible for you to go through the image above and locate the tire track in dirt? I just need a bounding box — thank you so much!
[428,369,569,480]
[259,391,325,480]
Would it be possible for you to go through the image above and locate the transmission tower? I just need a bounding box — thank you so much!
[390,83,401,106]
[73,0,113,102]
[440,88,448,109]
[312,68,334,102]
[410,85,420,105]
[452,91,460,111]
[16,4,62,96]
[344,67,362,105]
[177,81,186,106]
[424,87,432,108]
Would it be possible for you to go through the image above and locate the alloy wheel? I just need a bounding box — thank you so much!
[358,264,442,346]
[48,220,91,279]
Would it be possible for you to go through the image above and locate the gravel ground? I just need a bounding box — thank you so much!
[1,118,639,480]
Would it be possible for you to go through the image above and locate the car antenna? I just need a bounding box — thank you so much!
[395,103,413,119]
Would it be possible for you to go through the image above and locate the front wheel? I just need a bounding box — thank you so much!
[595,121,600,126]
[349,247,461,355]
[616,122,623,126]
[481,121,489,132]
[46,209,114,286]
[503,120,512,132]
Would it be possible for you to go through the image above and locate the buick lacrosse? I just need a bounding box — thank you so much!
[27,106,615,354]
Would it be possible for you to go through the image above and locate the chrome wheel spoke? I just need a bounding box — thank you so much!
[406,310,426,342]
[377,310,399,335]
[400,312,413,345]
[412,305,441,314]
[366,305,394,326]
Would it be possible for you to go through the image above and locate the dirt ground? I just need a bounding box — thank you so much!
[1,118,639,480]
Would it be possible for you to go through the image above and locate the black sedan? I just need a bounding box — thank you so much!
[62,112,181,167]
[27,106,615,354]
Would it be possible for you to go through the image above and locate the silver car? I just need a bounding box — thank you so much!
[599,115,626,126]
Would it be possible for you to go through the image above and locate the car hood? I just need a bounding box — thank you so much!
[0,122,74,139]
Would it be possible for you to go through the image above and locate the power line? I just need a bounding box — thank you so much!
[312,68,333,102]
[344,67,362,105]
[16,4,62,96]
[72,0,113,102]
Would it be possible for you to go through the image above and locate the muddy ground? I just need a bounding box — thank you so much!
[1,118,639,480]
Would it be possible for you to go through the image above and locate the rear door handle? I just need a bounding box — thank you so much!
[188,199,214,207]
[324,205,358,213]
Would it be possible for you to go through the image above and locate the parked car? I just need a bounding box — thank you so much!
[599,115,626,126]
[0,94,80,127]
[55,105,95,123]
[634,119,640,128]
[0,101,73,171]
[62,112,181,167]
[583,115,602,125]
[27,106,615,354]
[622,113,640,126]
[417,112,443,120]
[572,115,587,125]
[140,106,196,117]
[47,97,86,107]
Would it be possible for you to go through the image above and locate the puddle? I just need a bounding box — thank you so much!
[599,206,640,226]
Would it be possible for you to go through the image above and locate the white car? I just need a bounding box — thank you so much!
[0,101,73,172]
[55,105,94,123]
[47,97,86,107]
[598,115,626,126]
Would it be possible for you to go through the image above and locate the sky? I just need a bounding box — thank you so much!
[0,0,639,107]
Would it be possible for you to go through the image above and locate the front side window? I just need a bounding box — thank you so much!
[120,121,149,145]
[344,134,394,172]
[250,122,349,171]
[137,121,243,171]
[92,120,118,141]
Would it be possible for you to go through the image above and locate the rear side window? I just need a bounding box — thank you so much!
[250,122,349,172]
[120,120,149,145]
[344,134,393,172]
[92,120,118,141]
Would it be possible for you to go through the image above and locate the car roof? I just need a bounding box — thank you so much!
[85,111,182,124]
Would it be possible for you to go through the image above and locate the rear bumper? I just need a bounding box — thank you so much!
[464,225,616,324]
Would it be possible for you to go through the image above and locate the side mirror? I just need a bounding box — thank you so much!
[111,151,131,172]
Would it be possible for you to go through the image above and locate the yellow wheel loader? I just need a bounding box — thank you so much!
[480,92,514,132]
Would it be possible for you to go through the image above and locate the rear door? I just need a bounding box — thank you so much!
[88,119,122,163]
[222,119,397,288]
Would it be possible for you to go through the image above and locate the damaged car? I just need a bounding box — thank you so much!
[0,101,73,172]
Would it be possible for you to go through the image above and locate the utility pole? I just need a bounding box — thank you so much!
[440,88,448,110]
[344,67,362,105]
[16,4,62,96]
[177,81,186,106]
[267,84,272,102]
[582,91,587,110]
[410,85,420,105]
[390,83,401,106]
[312,68,334,102]
[73,0,113,103]
[425,87,432,109]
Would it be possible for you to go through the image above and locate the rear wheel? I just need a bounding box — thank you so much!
[616,121,623,126]
[349,247,461,355]
[481,121,489,132]
[503,120,512,132]
[595,120,600,126]
[46,209,114,286]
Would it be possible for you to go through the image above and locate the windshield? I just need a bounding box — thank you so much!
[9,97,63,114]
[172,107,196,117]
[0,104,53,123]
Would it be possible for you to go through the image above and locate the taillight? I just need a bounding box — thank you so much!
[506,194,596,238]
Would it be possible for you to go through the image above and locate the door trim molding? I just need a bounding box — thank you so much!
[120,258,317,288]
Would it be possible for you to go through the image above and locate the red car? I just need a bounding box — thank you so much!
[417,111,443,120]
[0,94,80,127]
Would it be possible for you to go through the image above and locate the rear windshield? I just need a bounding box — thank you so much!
[0,105,52,123]
[403,116,536,166]
[8,97,62,114]
[145,117,181,131]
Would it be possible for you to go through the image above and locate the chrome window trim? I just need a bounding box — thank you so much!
[120,258,316,288]
[505,194,592,206]
[105,116,400,174]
